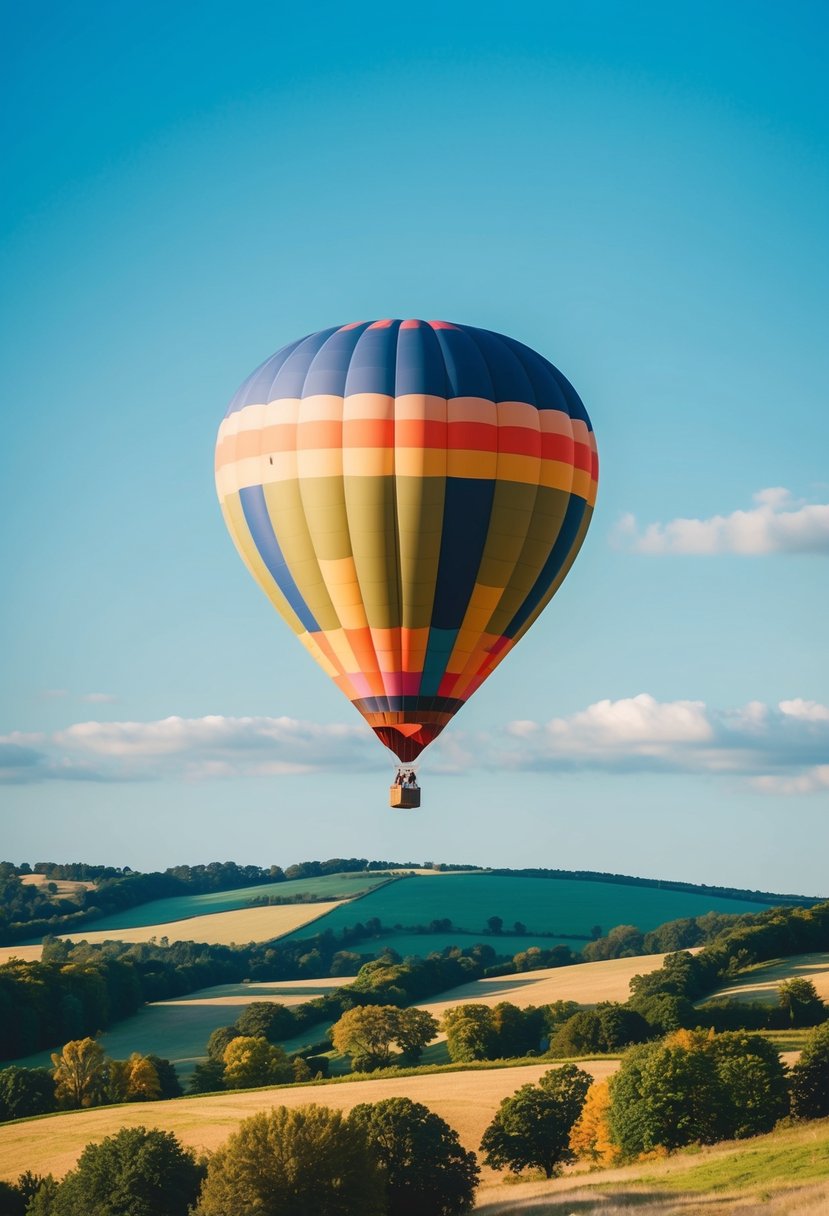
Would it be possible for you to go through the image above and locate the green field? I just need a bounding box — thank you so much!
[35,872,394,938]
[344,931,582,958]
[285,873,769,948]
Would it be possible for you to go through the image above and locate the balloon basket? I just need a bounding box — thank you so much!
[389,784,421,809]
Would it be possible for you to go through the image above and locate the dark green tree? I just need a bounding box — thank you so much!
[206,1025,239,1060]
[0,1180,24,1216]
[350,1097,479,1215]
[548,1005,650,1057]
[47,1126,204,1216]
[480,1065,592,1178]
[0,1068,55,1121]
[441,1005,496,1062]
[394,1007,439,1062]
[608,1039,726,1156]
[777,978,827,1028]
[235,1001,297,1041]
[708,1032,788,1136]
[193,1104,384,1216]
[188,1058,226,1094]
[789,1022,829,1119]
[144,1056,182,1100]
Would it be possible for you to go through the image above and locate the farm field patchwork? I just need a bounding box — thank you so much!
[25,871,396,937]
[706,952,829,1005]
[284,873,770,948]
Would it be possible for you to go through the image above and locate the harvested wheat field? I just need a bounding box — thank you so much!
[0,900,343,963]
[0,1059,618,1184]
[19,875,95,897]
[707,952,829,1005]
[419,953,677,1022]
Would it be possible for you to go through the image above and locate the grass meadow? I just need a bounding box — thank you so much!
[283,873,769,947]
[475,1117,829,1213]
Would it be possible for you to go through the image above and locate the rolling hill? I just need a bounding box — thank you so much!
[284,872,771,954]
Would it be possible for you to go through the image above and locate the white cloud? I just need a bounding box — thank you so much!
[779,699,829,722]
[81,692,118,704]
[1,696,827,795]
[0,716,372,783]
[495,694,829,793]
[752,766,829,796]
[615,488,829,555]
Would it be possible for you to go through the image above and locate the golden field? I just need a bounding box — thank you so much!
[0,1059,618,1184]
[0,900,344,963]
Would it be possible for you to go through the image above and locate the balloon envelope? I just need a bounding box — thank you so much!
[215,320,598,761]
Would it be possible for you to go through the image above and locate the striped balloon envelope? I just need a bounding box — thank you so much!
[215,320,598,763]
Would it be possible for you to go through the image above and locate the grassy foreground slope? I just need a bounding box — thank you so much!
[285,873,769,948]
[475,1117,829,1213]
[0,1059,619,1184]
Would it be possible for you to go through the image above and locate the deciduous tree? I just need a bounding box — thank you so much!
[350,1097,479,1215]
[0,1068,55,1122]
[789,1022,829,1119]
[330,1005,402,1071]
[222,1036,293,1088]
[568,1079,619,1165]
[480,1065,592,1178]
[235,1001,297,1041]
[194,1105,384,1216]
[394,1008,438,1062]
[51,1038,107,1109]
[47,1126,204,1216]
[441,1005,496,1063]
[778,978,827,1027]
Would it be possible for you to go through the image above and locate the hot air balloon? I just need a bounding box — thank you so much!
[215,320,598,804]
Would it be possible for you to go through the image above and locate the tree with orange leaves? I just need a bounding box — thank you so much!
[568,1079,619,1165]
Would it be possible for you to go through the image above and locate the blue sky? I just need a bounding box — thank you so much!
[2,1,827,893]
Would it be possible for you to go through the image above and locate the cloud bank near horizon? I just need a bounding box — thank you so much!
[615,488,829,555]
[1,694,827,795]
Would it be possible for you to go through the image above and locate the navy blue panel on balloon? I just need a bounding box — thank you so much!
[504,494,588,637]
[239,485,320,632]
[344,321,402,396]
